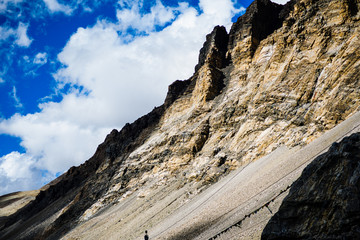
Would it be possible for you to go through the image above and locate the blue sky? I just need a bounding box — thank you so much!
[0,0,289,195]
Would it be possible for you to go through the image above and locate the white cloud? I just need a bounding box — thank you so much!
[19,53,48,76]
[0,66,9,85]
[116,0,177,34]
[1,0,97,17]
[55,0,239,126]
[0,152,35,180]
[271,0,290,4]
[0,22,32,47]
[0,26,15,41]
[33,52,48,65]
[14,23,31,47]
[0,0,244,194]
[0,0,24,13]
[42,0,73,15]
[10,86,23,109]
[0,113,109,173]
[0,152,52,195]
[15,22,32,47]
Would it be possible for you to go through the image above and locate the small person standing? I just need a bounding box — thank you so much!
[144,230,149,240]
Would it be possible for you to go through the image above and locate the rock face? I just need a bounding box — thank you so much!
[195,25,229,72]
[262,133,360,239]
[228,0,293,62]
[0,0,359,239]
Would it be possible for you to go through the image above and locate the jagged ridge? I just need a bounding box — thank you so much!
[1,0,360,239]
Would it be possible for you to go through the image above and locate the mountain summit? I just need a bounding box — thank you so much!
[1,0,359,239]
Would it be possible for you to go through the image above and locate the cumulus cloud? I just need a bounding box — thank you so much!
[0,0,244,194]
[0,152,53,194]
[0,113,109,173]
[0,152,35,180]
[55,0,239,125]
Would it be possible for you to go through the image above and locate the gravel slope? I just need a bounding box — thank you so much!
[62,111,360,240]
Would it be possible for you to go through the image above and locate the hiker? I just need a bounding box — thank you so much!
[144,230,149,240]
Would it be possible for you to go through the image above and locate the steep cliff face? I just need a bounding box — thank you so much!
[228,0,293,62]
[1,0,359,239]
[262,133,360,239]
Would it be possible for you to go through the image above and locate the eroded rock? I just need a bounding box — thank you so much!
[262,133,360,239]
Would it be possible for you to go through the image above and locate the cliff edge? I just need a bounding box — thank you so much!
[0,0,359,239]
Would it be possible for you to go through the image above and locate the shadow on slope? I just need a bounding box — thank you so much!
[262,132,360,239]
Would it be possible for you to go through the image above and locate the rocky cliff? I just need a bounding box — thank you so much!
[262,132,360,239]
[0,0,359,239]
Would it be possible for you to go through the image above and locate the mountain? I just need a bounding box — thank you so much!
[0,0,359,239]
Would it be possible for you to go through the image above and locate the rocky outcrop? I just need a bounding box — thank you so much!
[164,79,191,107]
[1,0,360,239]
[262,132,360,239]
[227,0,296,63]
[193,26,228,103]
[195,25,229,71]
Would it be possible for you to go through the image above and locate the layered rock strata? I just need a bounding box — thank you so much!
[0,0,359,239]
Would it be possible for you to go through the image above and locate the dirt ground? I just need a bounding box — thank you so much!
[0,190,39,217]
